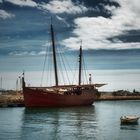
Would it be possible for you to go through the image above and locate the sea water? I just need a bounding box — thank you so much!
[0,100,140,140]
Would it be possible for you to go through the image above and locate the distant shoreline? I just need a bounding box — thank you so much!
[0,90,140,107]
[96,94,140,101]
[95,90,140,101]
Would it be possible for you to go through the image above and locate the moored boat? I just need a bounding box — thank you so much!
[120,115,139,124]
[22,22,105,107]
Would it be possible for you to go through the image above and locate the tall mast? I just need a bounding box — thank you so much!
[78,45,82,86]
[50,22,58,87]
[0,77,2,90]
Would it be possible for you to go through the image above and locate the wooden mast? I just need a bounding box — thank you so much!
[78,45,82,86]
[0,77,2,90]
[50,22,58,87]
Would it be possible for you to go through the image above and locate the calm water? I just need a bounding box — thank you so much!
[0,101,140,140]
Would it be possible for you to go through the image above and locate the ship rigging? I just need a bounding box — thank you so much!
[22,22,104,107]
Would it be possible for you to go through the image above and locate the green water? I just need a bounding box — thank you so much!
[0,101,140,140]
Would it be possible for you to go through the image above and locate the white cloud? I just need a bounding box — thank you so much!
[39,0,87,14]
[9,51,29,56]
[62,0,140,50]
[5,0,37,7]
[38,51,46,55]
[56,15,70,27]
[9,51,42,56]
[0,9,15,19]
[9,50,50,56]
[8,49,65,56]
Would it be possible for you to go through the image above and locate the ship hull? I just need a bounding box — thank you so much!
[23,87,95,107]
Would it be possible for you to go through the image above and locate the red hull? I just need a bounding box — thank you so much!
[23,87,95,107]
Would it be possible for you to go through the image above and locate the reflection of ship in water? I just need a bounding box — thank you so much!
[22,22,105,107]
[21,106,97,139]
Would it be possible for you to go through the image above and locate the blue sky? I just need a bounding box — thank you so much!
[0,0,140,71]
[0,0,140,90]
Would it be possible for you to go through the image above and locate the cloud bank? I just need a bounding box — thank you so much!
[0,9,15,19]
[9,51,44,56]
[5,0,37,7]
[4,0,88,14]
[39,0,87,14]
[0,0,140,51]
[62,0,140,50]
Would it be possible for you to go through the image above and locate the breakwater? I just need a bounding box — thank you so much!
[0,91,24,107]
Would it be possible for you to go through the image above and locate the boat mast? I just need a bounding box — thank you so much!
[78,45,82,86]
[22,72,25,88]
[50,22,58,87]
[0,77,2,90]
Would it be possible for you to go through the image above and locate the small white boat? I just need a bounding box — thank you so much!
[120,115,139,124]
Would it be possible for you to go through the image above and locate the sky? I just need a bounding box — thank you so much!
[0,0,140,54]
[0,0,140,90]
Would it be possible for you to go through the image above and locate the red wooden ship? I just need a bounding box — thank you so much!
[22,23,104,107]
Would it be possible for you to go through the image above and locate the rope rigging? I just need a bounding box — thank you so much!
[41,26,73,87]
[82,51,89,84]
[40,22,89,87]
[40,41,49,87]
[55,34,71,85]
